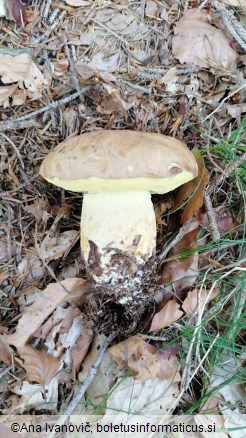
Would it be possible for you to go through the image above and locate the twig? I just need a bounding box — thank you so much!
[93,18,130,47]
[158,220,198,262]
[0,88,91,131]
[47,333,116,438]
[0,172,39,198]
[203,82,246,121]
[203,191,220,242]
[213,1,246,51]
[0,132,25,169]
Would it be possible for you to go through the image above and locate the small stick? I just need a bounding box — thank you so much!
[158,220,198,262]
[203,191,220,242]
[47,333,116,438]
[203,82,246,121]
[0,132,25,168]
[0,88,91,131]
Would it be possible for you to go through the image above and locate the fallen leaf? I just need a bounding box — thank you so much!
[149,299,183,332]
[90,52,121,73]
[52,59,69,76]
[109,336,160,380]
[182,287,220,317]
[24,197,51,224]
[210,352,245,407]
[84,348,120,412]
[17,253,45,285]
[94,375,180,433]
[158,223,200,300]
[11,378,58,412]
[7,278,89,349]
[173,153,210,225]
[5,0,30,25]
[0,336,11,364]
[109,336,180,381]
[15,345,60,385]
[172,9,237,68]
[0,48,47,107]
[74,61,94,80]
[38,230,79,263]
[196,207,242,234]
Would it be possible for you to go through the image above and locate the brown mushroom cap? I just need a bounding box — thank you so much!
[40,130,198,194]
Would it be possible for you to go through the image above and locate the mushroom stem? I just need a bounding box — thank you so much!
[80,190,156,300]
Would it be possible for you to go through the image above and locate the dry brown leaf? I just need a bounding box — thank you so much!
[182,287,220,317]
[16,345,60,385]
[0,335,11,364]
[74,61,94,80]
[24,198,51,224]
[71,327,93,373]
[17,253,45,285]
[52,59,69,76]
[100,375,180,424]
[109,336,180,381]
[0,50,47,107]
[149,299,183,332]
[172,9,237,68]
[158,224,200,300]
[38,230,79,263]
[196,207,242,234]
[109,336,159,380]
[173,153,210,225]
[7,278,89,349]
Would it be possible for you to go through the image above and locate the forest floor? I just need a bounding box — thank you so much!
[0,1,245,437]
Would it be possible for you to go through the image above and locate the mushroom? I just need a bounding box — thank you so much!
[40,130,198,303]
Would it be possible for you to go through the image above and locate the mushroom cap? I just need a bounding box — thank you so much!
[40,130,198,194]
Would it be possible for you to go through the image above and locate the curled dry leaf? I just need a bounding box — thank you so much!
[0,48,47,107]
[182,287,220,317]
[173,153,210,225]
[52,59,69,77]
[149,299,183,332]
[109,335,180,381]
[15,345,60,385]
[172,9,237,68]
[7,278,89,349]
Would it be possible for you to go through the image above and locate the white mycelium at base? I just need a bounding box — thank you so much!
[80,190,156,297]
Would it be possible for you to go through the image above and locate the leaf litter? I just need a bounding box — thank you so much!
[0,0,245,433]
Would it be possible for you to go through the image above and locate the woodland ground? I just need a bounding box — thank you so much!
[0,1,245,437]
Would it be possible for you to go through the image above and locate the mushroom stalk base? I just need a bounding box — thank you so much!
[81,190,156,302]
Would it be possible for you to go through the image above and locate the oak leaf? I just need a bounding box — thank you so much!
[172,9,237,68]
[149,300,183,332]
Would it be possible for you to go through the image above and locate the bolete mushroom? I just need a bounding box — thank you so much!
[40,130,198,303]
